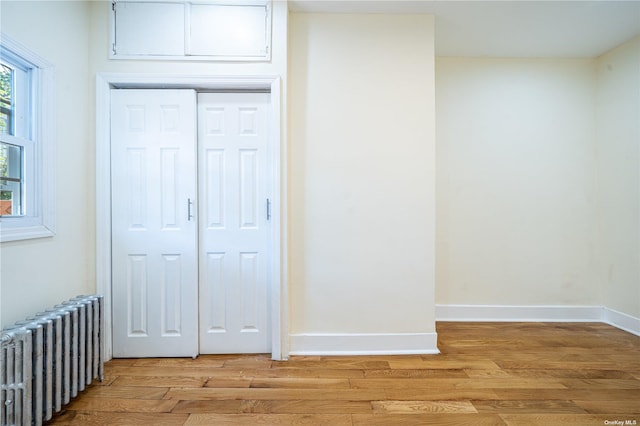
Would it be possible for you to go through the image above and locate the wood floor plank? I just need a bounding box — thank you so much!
[364,369,468,378]
[79,385,169,400]
[171,400,243,414]
[464,369,513,378]
[65,397,178,413]
[560,379,640,389]
[184,413,353,425]
[352,413,507,425]
[350,377,568,389]
[273,359,390,369]
[50,412,189,425]
[496,360,628,370]
[204,377,252,388]
[493,388,640,401]
[371,400,478,414]
[164,387,386,401]
[108,366,243,377]
[113,376,208,388]
[471,399,587,414]
[388,359,501,370]
[501,369,637,379]
[239,399,372,414]
[249,377,351,389]
[385,388,501,401]
[500,414,637,426]
[132,358,225,368]
[255,368,365,379]
[573,399,640,414]
[222,357,273,369]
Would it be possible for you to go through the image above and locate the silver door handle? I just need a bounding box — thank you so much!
[266,198,271,221]
[188,198,194,221]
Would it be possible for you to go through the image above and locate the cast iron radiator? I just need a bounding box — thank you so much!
[0,295,104,425]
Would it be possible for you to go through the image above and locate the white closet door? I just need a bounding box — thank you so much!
[111,89,198,358]
[198,92,271,354]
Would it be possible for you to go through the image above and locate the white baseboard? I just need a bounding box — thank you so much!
[289,332,439,356]
[436,304,603,322]
[287,307,638,356]
[603,307,640,337]
[436,304,640,337]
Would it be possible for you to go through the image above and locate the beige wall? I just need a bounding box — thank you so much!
[596,36,640,318]
[435,58,600,306]
[1,1,637,340]
[1,1,94,327]
[288,13,436,334]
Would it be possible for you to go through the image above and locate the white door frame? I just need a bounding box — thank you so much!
[96,73,288,361]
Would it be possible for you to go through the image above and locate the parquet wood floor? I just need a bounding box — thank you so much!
[47,322,640,425]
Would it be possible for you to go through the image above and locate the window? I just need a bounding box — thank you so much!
[0,33,55,242]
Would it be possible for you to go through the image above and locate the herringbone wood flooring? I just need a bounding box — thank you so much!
[47,322,640,425]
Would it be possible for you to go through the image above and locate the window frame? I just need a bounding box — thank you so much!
[0,33,56,242]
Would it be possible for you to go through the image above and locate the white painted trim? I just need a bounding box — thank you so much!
[436,304,640,337]
[289,333,440,356]
[109,0,273,62]
[0,33,56,243]
[603,307,640,337]
[436,304,603,322]
[96,73,287,361]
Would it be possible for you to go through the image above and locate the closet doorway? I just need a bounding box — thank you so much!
[96,75,285,360]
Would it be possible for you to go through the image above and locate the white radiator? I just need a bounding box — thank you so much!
[0,295,104,426]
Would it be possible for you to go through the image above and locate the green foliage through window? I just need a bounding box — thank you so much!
[0,63,13,135]
[0,143,7,178]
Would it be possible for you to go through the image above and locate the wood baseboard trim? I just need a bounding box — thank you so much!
[289,332,439,356]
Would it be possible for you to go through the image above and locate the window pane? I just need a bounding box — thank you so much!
[0,182,21,216]
[0,142,22,216]
[0,63,13,135]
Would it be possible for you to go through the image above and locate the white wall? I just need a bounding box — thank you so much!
[1,1,94,327]
[289,13,436,343]
[596,36,640,319]
[436,58,600,306]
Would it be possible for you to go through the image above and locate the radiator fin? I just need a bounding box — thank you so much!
[1,295,103,426]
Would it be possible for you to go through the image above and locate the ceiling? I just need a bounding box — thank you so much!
[288,1,640,58]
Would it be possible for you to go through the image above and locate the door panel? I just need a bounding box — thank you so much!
[198,92,271,354]
[111,89,198,357]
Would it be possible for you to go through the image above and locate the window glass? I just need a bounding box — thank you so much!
[0,142,22,216]
[0,63,13,135]
[0,59,25,218]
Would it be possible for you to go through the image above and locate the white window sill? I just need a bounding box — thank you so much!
[1,223,55,242]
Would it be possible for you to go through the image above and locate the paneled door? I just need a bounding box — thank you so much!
[198,93,271,354]
[110,89,272,357]
[111,89,198,357]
